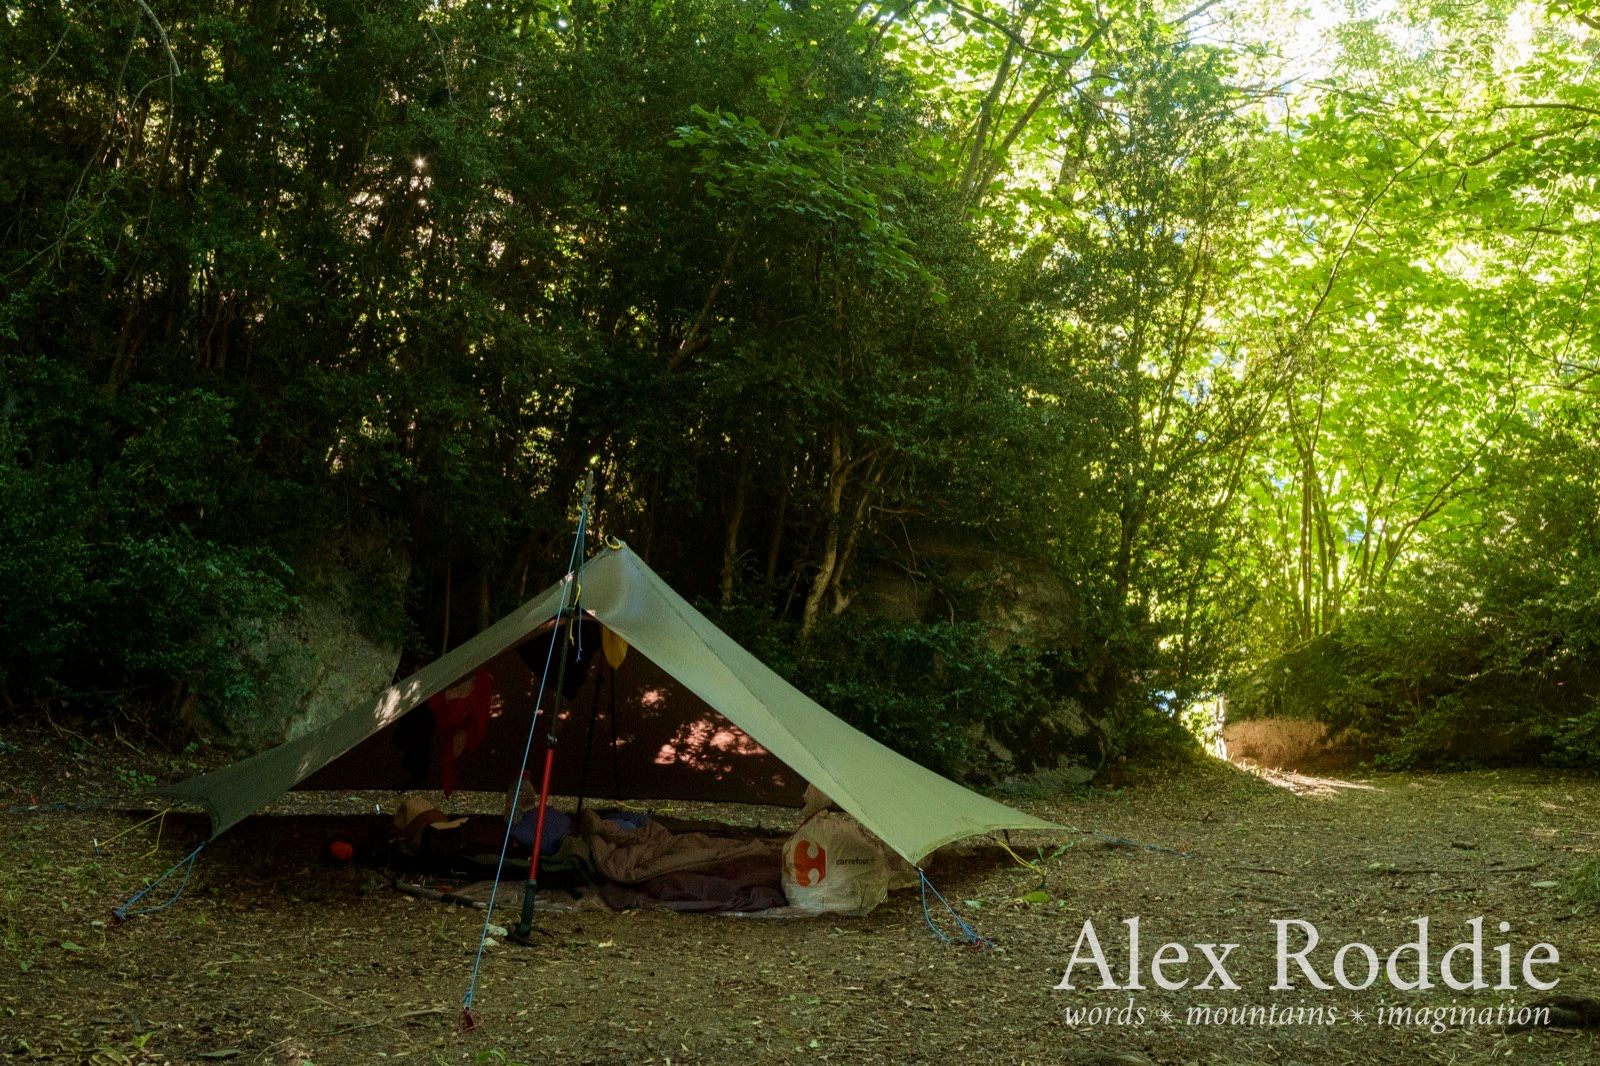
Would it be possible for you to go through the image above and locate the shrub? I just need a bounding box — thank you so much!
[0,367,294,728]
[1224,409,1600,770]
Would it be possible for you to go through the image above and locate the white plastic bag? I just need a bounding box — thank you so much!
[782,810,890,915]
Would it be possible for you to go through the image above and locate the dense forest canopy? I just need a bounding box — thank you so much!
[2,0,1596,773]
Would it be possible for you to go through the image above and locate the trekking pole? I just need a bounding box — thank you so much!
[510,616,574,944]
[511,460,596,946]
[461,455,600,1027]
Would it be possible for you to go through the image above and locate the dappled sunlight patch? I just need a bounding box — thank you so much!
[1250,766,1381,798]
[1222,717,1384,778]
[653,715,771,776]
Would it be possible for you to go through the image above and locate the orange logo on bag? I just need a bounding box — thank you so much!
[793,839,827,887]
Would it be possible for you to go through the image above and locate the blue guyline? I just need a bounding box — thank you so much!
[918,867,994,949]
[113,841,206,919]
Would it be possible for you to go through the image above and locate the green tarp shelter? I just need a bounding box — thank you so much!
[156,543,1058,865]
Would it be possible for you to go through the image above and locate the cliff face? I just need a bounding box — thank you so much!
[854,524,1109,784]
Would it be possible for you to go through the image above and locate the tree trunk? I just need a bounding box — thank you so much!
[720,456,749,609]
[799,430,850,644]
[765,480,789,590]
[439,552,453,655]
[829,458,881,615]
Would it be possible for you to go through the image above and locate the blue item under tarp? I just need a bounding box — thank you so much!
[599,809,650,832]
[511,807,573,855]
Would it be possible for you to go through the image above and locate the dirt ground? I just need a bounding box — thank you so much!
[1,722,1596,1065]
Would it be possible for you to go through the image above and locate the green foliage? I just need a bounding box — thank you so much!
[672,105,938,292]
[1115,705,1206,765]
[1229,407,1600,768]
[1207,0,1600,765]
[0,0,1594,779]
[474,1050,532,1066]
[1566,856,1600,909]
[0,359,291,721]
[5,0,1160,760]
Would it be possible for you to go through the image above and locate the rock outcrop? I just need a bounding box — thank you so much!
[220,542,408,748]
[855,522,1108,783]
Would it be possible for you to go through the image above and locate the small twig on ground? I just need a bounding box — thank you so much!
[325,1006,449,1037]
[291,986,372,1022]
[288,987,416,1045]
[110,718,141,753]
[42,705,87,744]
